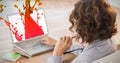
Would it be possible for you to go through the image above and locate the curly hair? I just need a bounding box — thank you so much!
[69,0,117,43]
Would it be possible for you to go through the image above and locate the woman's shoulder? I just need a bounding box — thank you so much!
[80,39,117,61]
[89,39,116,48]
[86,39,117,53]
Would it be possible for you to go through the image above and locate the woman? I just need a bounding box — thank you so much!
[40,0,117,63]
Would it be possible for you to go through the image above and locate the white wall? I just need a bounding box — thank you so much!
[108,0,120,44]
[109,0,120,8]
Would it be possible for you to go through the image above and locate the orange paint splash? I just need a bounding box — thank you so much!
[0,0,6,13]
[14,4,21,13]
[14,4,25,25]
[0,4,5,13]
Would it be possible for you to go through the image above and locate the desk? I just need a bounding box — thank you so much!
[13,44,120,63]
[0,50,76,63]
[13,51,76,63]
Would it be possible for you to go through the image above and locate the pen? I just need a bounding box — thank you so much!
[63,48,84,54]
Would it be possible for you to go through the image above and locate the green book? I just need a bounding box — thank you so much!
[2,52,21,61]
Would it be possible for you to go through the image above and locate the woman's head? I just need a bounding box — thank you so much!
[69,0,117,43]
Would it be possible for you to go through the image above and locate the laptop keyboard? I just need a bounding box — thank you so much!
[18,41,39,48]
[25,43,53,55]
[15,42,54,55]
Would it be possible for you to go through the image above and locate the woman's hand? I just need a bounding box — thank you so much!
[53,36,72,56]
[40,36,57,46]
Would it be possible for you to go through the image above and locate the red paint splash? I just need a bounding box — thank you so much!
[35,8,41,25]
[0,16,23,41]
[24,0,44,39]
[24,10,44,39]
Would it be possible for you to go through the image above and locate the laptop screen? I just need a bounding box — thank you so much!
[8,8,48,43]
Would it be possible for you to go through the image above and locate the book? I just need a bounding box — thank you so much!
[2,52,21,62]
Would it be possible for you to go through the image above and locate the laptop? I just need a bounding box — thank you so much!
[7,8,54,57]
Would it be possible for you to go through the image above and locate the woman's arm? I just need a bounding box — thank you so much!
[40,36,85,63]
[48,36,72,63]
[47,43,84,63]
